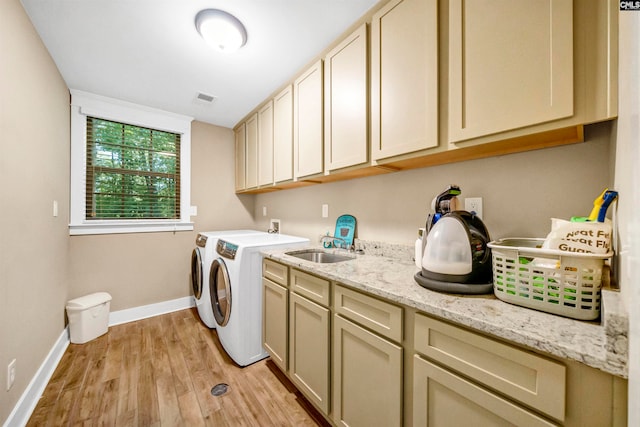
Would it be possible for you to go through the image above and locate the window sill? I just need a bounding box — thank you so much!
[69,221,194,236]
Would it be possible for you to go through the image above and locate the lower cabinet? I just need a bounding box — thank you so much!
[261,259,627,427]
[262,277,288,371]
[414,314,566,422]
[289,291,331,414]
[332,314,403,427]
[412,313,628,427]
[413,356,555,427]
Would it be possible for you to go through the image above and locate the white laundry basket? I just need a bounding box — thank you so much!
[66,292,112,344]
[488,238,612,320]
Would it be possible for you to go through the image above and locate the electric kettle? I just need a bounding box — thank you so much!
[414,211,493,294]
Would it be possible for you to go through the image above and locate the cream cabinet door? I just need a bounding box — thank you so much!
[294,60,324,179]
[258,101,274,187]
[263,278,288,372]
[370,0,438,160]
[332,315,402,427]
[245,113,258,189]
[414,313,566,421]
[324,24,368,171]
[413,356,556,427]
[234,123,246,192]
[273,85,294,183]
[289,292,330,414]
[448,0,574,143]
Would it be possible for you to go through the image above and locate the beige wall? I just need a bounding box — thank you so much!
[255,122,612,248]
[189,122,255,232]
[0,0,71,422]
[68,121,255,311]
[614,11,640,425]
[613,13,640,311]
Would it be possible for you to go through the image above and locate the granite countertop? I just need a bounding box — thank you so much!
[263,241,628,378]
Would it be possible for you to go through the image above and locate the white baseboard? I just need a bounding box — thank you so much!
[3,296,195,427]
[108,295,195,326]
[3,328,70,427]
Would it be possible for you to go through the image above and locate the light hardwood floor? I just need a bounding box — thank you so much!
[27,308,325,426]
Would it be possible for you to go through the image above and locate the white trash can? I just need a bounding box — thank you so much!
[66,292,112,344]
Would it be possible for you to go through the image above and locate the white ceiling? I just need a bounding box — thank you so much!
[20,0,379,128]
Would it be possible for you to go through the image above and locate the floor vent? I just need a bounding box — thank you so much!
[211,383,229,396]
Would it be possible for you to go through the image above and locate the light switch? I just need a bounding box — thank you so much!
[322,204,329,218]
[189,206,198,216]
[52,200,58,217]
[263,206,267,216]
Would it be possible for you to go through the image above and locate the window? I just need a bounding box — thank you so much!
[70,90,193,235]
[86,117,181,220]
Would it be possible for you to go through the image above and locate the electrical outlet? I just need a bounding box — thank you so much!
[465,197,483,219]
[322,204,329,218]
[7,359,16,391]
[270,219,280,234]
[262,206,267,217]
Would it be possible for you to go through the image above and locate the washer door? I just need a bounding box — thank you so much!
[191,248,203,300]
[210,258,232,326]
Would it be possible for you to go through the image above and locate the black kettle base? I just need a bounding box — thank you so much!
[414,271,493,295]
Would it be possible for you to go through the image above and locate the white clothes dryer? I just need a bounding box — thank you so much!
[209,233,310,366]
[191,230,267,328]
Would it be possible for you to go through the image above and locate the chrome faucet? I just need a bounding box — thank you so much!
[320,235,352,251]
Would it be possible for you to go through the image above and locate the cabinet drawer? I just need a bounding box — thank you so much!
[414,314,566,421]
[291,269,330,307]
[413,356,556,427]
[334,284,402,343]
[263,259,288,286]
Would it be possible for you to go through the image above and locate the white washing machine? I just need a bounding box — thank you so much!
[209,233,310,366]
[191,230,267,328]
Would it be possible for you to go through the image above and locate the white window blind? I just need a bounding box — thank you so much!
[85,117,181,220]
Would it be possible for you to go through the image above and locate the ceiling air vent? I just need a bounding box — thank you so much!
[195,92,216,103]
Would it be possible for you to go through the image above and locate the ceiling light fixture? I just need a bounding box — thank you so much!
[195,9,248,53]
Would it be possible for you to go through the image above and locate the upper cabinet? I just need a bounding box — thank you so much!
[444,0,617,150]
[245,112,259,189]
[273,85,294,184]
[235,0,617,193]
[324,24,368,172]
[448,0,574,143]
[234,123,246,192]
[294,60,324,180]
[577,0,618,122]
[258,101,274,187]
[370,0,438,161]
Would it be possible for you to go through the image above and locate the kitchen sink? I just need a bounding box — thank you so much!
[285,249,356,263]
